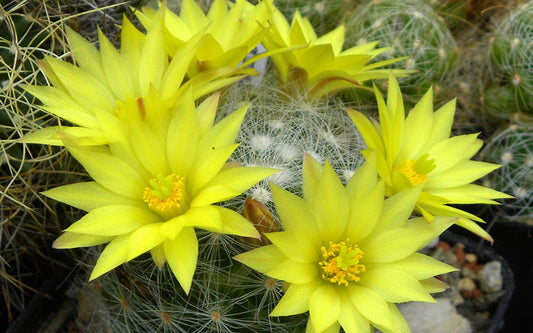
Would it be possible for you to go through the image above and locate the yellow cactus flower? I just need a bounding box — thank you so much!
[263,6,409,99]
[45,90,278,294]
[22,6,254,146]
[347,73,512,242]
[136,0,272,76]
[235,153,456,333]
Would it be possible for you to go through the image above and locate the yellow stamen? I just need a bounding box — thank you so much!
[398,153,436,186]
[143,174,187,218]
[319,240,365,286]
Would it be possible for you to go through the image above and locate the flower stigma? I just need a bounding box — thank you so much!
[143,174,188,218]
[319,240,365,286]
[398,153,436,186]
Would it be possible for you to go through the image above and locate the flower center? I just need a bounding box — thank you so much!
[143,174,187,218]
[398,153,436,186]
[319,240,365,286]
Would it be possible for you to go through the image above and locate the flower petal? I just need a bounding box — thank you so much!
[266,259,318,284]
[346,179,385,242]
[65,205,160,236]
[67,145,146,199]
[358,267,435,303]
[89,234,129,280]
[309,285,341,333]
[164,226,198,294]
[337,291,371,333]
[270,183,322,246]
[427,134,480,175]
[234,245,286,273]
[349,285,393,332]
[425,160,500,189]
[312,160,349,242]
[266,231,319,263]
[361,216,455,263]
[53,232,112,249]
[369,253,456,280]
[215,206,260,238]
[398,87,433,161]
[127,222,165,261]
[270,280,320,316]
[42,181,139,212]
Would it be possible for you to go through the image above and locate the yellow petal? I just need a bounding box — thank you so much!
[65,205,160,236]
[67,145,146,199]
[138,14,167,94]
[98,28,134,101]
[427,133,480,175]
[89,234,129,280]
[349,285,393,331]
[53,232,112,249]
[346,151,379,201]
[215,206,260,238]
[270,184,322,246]
[399,87,434,161]
[127,222,165,260]
[42,181,139,212]
[164,226,198,294]
[312,161,349,242]
[66,26,106,83]
[369,253,457,280]
[234,245,286,273]
[266,259,318,284]
[266,231,318,263]
[423,98,456,150]
[309,285,340,333]
[420,277,449,293]
[337,292,371,333]
[426,160,500,189]
[346,179,385,242]
[358,267,435,303]
[346,109,385,155]
[361,216,455,263]
[270,281,320,316]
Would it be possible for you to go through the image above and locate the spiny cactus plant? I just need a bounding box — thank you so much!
[481,124,533,224]
[344,0,458,104]
[485,0,533,121]
[273,0,350,36]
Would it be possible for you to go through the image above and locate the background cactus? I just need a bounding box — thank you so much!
[484,0,533,121]
[480,125,533,224]
[343,0,458,105]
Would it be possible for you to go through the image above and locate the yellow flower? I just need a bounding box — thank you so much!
[22,7,253,146]
[45,89,278,293]
[263,6,409,99]
[235,153,456,333]
[347,73,512,241]
[136,0,272,76]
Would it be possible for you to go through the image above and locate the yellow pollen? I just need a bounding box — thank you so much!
[319,240,365,286]
[398,154,436,186]
[143,174,186,216]
[399,159,428,186]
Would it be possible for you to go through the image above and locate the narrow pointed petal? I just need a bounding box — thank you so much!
[215,206,260,238]
[361,217,455,263]
[89,234,129,280]
[302,153,323,202]
[399,87,433,161]
[127,222,165,260]
[346,179,385,242]
[420,278,449,293]
[164,227,198,294]
[346,109,385,155]
[358,267,435,303]
[426,161,500,189]
[266,231,318,263]
[369,253,457,280]
[53,232,112,249]
[338,292,371,333]
[346,151,378,201]
[151,243,166,268]
[266,260,318,284]
[234,245,286,273]
[42,182,138,211]
[65,205,160,236]
[309,285,341,333]
[270,184,322,246]
[270,281,320,316]
[349,285,394,332]
[427,134,480,175]
[98,28,134,100]
[423,98,456,150]
[67,146,145,199]
[66,26,105,83]
[312,161,349,242]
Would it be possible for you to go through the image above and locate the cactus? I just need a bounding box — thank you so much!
[273,0,350,35]
[481,124,533,224]
[486,1,533,121]
[344,0,458,103]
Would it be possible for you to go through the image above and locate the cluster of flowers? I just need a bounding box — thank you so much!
[23,1,510,332]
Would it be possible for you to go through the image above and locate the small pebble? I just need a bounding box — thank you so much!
[465,253,477,263]
[479,261,503,292]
